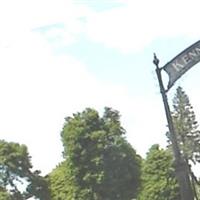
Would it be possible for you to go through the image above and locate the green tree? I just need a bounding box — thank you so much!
[0,140,50,199]
[47,161,70,199]
[0,187,11,200]
[60,107,141,200]
[170,86,200,164]
[169,86,200,199]
[138,144,180,200]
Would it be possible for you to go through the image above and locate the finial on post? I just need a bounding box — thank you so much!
[153,53,159,68]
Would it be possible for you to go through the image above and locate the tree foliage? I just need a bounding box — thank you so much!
[171,86,200,163]
[0,140,50,199]
[0,187,11,200]
[47,161,70,199]
[138,144,180,200]
[60,107,141,200]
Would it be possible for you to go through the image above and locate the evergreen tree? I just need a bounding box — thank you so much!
[138,144,180,200]
[60,107,141,200]
[171,86,200,164]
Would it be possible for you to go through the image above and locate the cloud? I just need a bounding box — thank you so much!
[0,0,93,48]
[85,0,200,53]
[1,0,199,53]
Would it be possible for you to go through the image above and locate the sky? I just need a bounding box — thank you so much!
[0,0,200,175]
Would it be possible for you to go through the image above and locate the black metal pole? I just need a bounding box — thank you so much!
[153,54,194,200]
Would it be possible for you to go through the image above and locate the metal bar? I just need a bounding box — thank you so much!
[153,53,194,200]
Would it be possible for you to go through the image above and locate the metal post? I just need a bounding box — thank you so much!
[153,54,194,200]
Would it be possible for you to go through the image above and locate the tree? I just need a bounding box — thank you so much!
[170,86,200,164]
[169,86,200,199]
[0,187,11,200]
[47,161,70,199]
[138,144,180,200]
[0,140,50,199]
[60,107,141,200]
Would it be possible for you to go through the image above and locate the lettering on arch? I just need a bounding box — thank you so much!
[163,40,200,90]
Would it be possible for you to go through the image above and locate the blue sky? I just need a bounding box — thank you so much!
[0,0,200,175]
